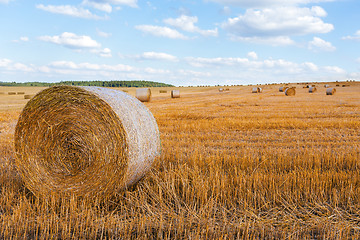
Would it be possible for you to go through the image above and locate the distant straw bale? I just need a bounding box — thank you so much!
[159,90,167,93]
[171,90,180,98]
[8,92,16,95]
[285,87,296,96]
[17,92,25,95]
[24,94,34,99]
[136,88,151,102]
[219,88,224,92]
[309,87,317,93]
[14,86,161,199]
[225,88,230,91]
[279,87,289,92]
[326,88,336,95]
[257,87,263,93]
[324,84,330,88]
[252,87,258,93]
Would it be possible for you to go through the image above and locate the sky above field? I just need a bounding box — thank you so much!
[0,0,359,86]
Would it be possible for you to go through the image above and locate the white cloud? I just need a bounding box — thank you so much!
[13,36,29,43]
[39,32,101,48]
[36,4,104,20]
[135,25,189,39]
[38,32,112,58]
[206,0,335,8]
[83,0,138,9]
[164,15,218,37]
[97,29,112,38]
[230,36,295,46]
[247,51,258,60]
[0,59,34,72]
[308,37,336,52]
[342,30,360,41]
[137,52,178,62]
[222,6,333,45]
[82,0,112,13]
[0,0,11,4]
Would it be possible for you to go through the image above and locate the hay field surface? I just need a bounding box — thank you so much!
[0,82,359,239]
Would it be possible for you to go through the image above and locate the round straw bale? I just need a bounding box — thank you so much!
[252,87,258,93]
[24,94,34,99]
[225,88,230,91]
[279,87,284,92]
[159,90,167,93]
[309,87,317,93]
[257,87,263,93]
[14,86,161,199]
[171,90,180,98]
[136,88,151,102]
[218,88,224,92]
[326,88,336,95]
[17,92,25,95]
[324,84,330,88]
[285,87,296,96]
[8,92,16,95]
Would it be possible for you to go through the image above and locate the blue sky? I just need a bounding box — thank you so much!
[0,0,359,86]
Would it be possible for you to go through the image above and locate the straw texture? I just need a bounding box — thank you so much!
[171,90,180,98]
[14,86,161,199]
[285,87,296,96]
[136,88,151,102]
[326,88,336,95]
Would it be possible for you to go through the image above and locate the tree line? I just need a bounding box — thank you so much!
[0,80,174,87]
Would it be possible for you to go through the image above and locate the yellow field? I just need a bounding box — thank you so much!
[0,83,359,238]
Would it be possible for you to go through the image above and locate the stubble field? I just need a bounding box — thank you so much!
[0,82,359,239]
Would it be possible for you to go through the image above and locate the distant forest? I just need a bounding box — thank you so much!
[0,80,174,88]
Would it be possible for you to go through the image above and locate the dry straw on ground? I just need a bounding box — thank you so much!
[309,87,317,93]
[326,88,336,95]
[14,86,161,199]
[171,90,180,98]
[285,87,296,96]
[136,88,151,102]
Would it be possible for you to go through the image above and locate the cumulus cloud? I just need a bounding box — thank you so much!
[135,25,189,39]
[36,4,104,20]
[0,0,11,4]
[308,37,336,52]
[247,51,258,60]
[0,59,34,72]
[82,0,112,13]
[223,6,333,41]
[38,32,111,57]
[342,30,360,41]
[39,32,101,48]
[163,15,218,37]
[206,0,335,8]
[136,52,178,62]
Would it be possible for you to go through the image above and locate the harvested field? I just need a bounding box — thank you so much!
[0,82,360,238]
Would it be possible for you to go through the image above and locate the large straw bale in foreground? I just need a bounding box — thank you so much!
[171,90,180,98]
[15,86,161,199]
[136,88,151,102]
[326,88,336,95]
[285,87,296,96]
